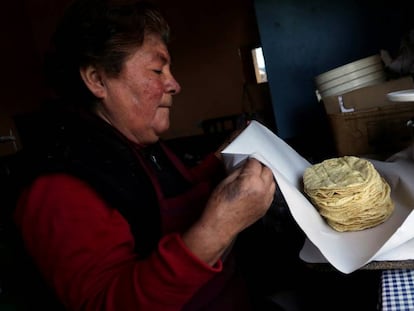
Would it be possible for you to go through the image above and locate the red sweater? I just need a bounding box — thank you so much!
[14,153,251,311]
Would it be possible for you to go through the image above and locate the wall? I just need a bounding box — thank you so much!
[254,0,414,158]
[157,0,273,139]
[1,0,272,156]
[0,0,71,155]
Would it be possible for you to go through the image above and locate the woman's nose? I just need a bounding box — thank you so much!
[166,73,181,95]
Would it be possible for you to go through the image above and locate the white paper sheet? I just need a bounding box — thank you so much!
[221,120,414,274]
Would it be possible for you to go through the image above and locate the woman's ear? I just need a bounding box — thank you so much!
[79,65,106,98]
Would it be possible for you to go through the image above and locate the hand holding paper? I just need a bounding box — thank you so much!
[222,120,414,274]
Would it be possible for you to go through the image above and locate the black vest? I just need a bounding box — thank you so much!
[21,107,163,255]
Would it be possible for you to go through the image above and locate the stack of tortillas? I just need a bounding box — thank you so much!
[303,156,394,232]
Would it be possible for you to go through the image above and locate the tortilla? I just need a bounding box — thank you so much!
[303,156,394,232]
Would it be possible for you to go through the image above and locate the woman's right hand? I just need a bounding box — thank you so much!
[182,158,276,265]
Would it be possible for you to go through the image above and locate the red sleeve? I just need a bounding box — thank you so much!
[14,174,222,311]
[188,153,225,182]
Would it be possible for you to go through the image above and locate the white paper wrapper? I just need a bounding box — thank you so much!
[222,120,414,274]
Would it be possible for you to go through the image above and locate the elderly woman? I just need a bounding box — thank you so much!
[9,0,276,310]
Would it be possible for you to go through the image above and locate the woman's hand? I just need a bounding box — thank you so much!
[182,158,276,265]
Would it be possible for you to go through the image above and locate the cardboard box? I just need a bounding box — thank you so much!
[322,76,414,156]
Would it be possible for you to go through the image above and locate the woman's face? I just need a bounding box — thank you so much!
[94,34,181,145]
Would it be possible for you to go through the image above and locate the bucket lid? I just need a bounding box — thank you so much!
[316,63,384,92]
[315,54,382,85]
[319,71,385,98]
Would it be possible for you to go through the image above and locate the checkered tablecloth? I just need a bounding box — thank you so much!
[381,269,414,310]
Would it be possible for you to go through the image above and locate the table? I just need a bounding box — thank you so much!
[305,261,414,310]
[381,269,414,311]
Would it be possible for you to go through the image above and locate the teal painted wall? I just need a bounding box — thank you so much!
[254,0,413,142]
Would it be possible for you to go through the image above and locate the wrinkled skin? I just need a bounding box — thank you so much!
[183,158,276,265]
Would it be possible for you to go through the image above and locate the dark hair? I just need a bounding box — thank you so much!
[44,0,170,106]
